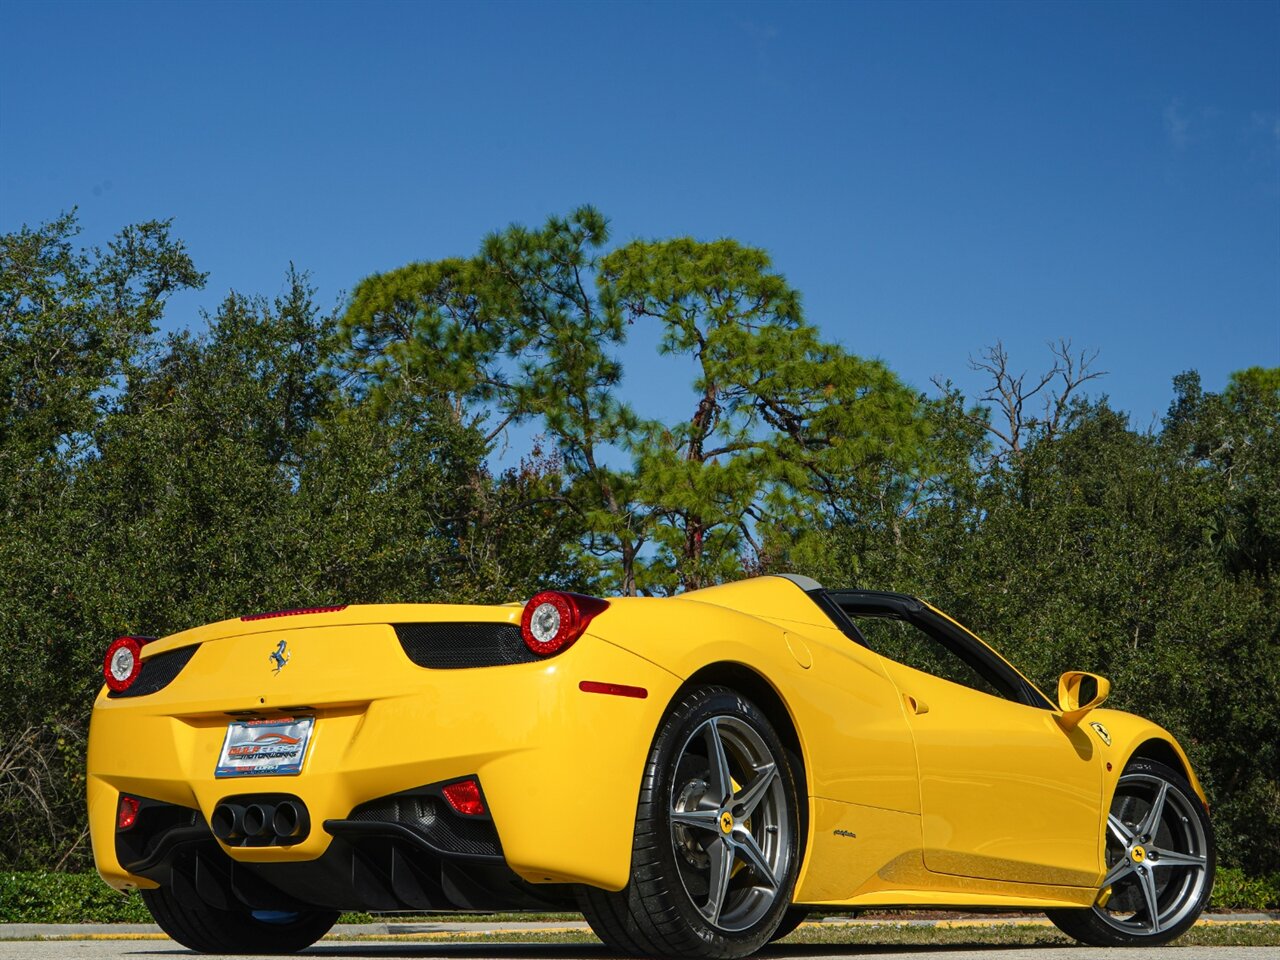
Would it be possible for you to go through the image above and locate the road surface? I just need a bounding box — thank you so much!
[0,942,1276,960]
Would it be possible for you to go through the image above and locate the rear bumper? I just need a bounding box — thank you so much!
[88,626,680,897]
[109,782,572,912]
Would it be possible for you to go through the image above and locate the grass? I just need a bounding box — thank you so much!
[322,920,1280,948]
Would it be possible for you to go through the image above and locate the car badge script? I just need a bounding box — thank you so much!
[269,639,290,675]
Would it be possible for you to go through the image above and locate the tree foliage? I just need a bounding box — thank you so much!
[598,237,926,592]
[0,210,1275,881]
[343,210,930,594]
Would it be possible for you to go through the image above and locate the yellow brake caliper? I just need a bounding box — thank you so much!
[729,776,748,877]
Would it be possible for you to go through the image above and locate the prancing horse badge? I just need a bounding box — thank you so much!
[269,640,290,674]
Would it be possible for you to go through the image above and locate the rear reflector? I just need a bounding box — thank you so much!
[579,680,648,699]
[117,795,140,831]
[241,605,347,622]
[441,779,486,816]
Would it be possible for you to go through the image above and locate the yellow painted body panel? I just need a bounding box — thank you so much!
[1091,707,1208,806]
[88,575,1207,916]
[90,607,681,891]
[876,658,1103,887]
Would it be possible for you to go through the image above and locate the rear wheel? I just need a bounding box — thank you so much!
[141,885,338,954]
[1047,758,1214,947]
[579,685,800,958]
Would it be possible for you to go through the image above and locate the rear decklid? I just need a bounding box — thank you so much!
[98,603,526,713]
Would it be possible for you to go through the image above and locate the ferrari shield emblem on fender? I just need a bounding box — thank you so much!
[1090,721,1111,746]
[269,639,290,675]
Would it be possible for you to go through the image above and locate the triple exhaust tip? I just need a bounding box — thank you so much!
[211,799,307,843]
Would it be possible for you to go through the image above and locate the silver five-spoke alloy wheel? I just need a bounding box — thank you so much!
[576,685,800,958]
[669,714,792,931]
[1047,758,1215,947]
[1095,769,1210,936]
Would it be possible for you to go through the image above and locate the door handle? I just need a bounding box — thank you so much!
[905,694,930,715]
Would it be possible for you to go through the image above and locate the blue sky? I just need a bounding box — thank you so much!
[2,0,1277,434]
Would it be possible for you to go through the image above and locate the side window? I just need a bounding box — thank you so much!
[852,614,1011,701]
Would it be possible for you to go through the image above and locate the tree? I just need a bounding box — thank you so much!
[601,237,930,592]
[341,257,505,430]
[476,208,645,593]
[947,391,1279,875]
[342,207,644,591]
[0,212,205,464]
[957,339,1105,472]
[342,210,933,595]
[0,213,204,870]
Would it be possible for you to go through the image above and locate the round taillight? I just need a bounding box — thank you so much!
[520,591,609,656]
[103,636,144,693]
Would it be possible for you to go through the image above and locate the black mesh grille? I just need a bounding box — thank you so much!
[394,622,535,669]
[350,793,501,857]
[108,645,199,698]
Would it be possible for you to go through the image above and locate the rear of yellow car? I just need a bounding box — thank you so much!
[88,594,680,951]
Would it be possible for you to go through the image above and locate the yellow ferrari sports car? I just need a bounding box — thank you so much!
[88,574,1214,956]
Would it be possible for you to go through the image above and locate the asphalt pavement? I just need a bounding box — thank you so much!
[0,942,1278,960]
[1,916,1277,960]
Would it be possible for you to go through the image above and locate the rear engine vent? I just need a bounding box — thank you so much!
[107,645,199,699]
[394,623,537,669]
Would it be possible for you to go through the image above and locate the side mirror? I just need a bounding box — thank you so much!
[1056,671,1110,728]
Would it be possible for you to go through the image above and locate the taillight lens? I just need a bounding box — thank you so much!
[520,591,609,656]
[442,778,486,816]
[117,795,141,830]
[103,636,146,693]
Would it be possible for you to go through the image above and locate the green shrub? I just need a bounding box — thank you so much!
[1211,867,1280,911]
[0,872,151,923]
[2,866,1276,924]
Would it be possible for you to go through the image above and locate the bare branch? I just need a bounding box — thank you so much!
[1044,338,1106,436]
[967,340,1106,464]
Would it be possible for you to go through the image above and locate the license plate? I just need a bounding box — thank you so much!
[215,716,313,778]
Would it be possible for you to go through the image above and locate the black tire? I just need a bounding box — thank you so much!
[768,906,809,942]
[141,884,338,954]
[579,685,801,959]
[1046,758,1215,947]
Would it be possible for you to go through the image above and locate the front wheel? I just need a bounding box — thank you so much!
[141,885,338,954]
[1047,758,1214,947]
[579,685,801,958]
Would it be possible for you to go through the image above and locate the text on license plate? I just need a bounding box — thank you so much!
[215,716,313,778]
